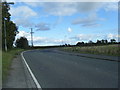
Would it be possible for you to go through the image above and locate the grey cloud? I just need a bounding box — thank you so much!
[104,2,118,11]
[35,22,50,31]
[37,2,104,16]
[42,2,77,16]
[82,23,101,27]
[37,2,117,16]
[76,2,103,13]
[72,14,104,27]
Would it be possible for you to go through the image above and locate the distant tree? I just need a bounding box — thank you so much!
[15,37,29,49]
[65,43,67,47]
[67,44,71,47]
[76,42,84,46]
[88,40,93,44]
[104,40,108,44]
[97,40,102,44]
[110,39,116,44]
[101,39,105,44]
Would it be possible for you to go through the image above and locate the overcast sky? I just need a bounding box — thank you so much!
[9,1,119,46]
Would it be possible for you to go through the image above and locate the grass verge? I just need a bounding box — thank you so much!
[2,48,24,81]
[61,44,120,56]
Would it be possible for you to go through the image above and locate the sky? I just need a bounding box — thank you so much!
[8,0,119,46]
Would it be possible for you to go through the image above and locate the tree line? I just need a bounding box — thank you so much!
[62,39,119,47]
[76,39,119,46]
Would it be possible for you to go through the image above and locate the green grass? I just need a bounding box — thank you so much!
[2,48,24,81]
[61,44,120,56]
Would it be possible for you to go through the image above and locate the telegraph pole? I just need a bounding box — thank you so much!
[3,1,14,51]
[30,28,34,47]
[4,18,7,51]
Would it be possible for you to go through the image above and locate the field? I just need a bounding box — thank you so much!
[2,49,24,80]
[61,44,120,56]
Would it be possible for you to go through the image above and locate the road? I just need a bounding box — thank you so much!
[23,49,118,88]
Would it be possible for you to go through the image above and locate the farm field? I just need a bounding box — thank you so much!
[61,44,120,56]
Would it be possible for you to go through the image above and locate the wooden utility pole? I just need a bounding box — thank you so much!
[30,28,34,47]
[3,1,14,51]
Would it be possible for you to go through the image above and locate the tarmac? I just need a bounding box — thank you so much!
[2,49,119,89]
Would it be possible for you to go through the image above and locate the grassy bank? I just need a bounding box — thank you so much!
[61,44,120,56]
[2,48,24,80]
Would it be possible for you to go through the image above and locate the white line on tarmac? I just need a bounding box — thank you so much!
[21,51,42,90]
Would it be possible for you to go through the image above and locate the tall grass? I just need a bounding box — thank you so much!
[2,48,24,80]
[62,44,120,56]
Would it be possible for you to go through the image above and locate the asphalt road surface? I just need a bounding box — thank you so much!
[23,49,118,88]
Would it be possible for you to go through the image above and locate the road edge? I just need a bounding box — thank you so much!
[57,49,119,62]
[21,51,42,89]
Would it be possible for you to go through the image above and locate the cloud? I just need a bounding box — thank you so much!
[9,2,118,28]
[71,33,119,42]
[30,36,73,46]
[35,22,50,31]
[16,31,120,46]
[76,2,103,13]
[16,31,74,46]
[72,13,104,27]
[104,2,118,11]
[14,18,35,27]
[106,33,119,41]
[19,32,46,43]
[33,37,71,45]
[23,2,117,17]
[37,2,104,16]
[10,6,37,18]
[68,27,72,32]
[10,5,37,27]
[41,2,77,16]
[23,2,104,16]
[32,33,120,46]
[17,31,29,37]
[16,30,48,45]
[71,34,100,41]
[29,36,47,43]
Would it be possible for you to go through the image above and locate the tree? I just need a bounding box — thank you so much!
[88,40,94,44]
[2,1,18,50]
[101,39,105,44]
[104,40,108,44]
[110,39,116,44]
[97,40,102,44]
[76,42,84,46]
[15,37,29,49]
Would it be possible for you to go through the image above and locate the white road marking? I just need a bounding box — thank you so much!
[21,51,42,89]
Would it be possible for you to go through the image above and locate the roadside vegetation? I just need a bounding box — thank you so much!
[2,48,24,80]
[2,1,31,82]
[61,44,120,56]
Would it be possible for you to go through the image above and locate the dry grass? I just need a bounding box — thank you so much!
[62,44,120,56]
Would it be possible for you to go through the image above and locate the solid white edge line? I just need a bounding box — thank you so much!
[21,51,42,89]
